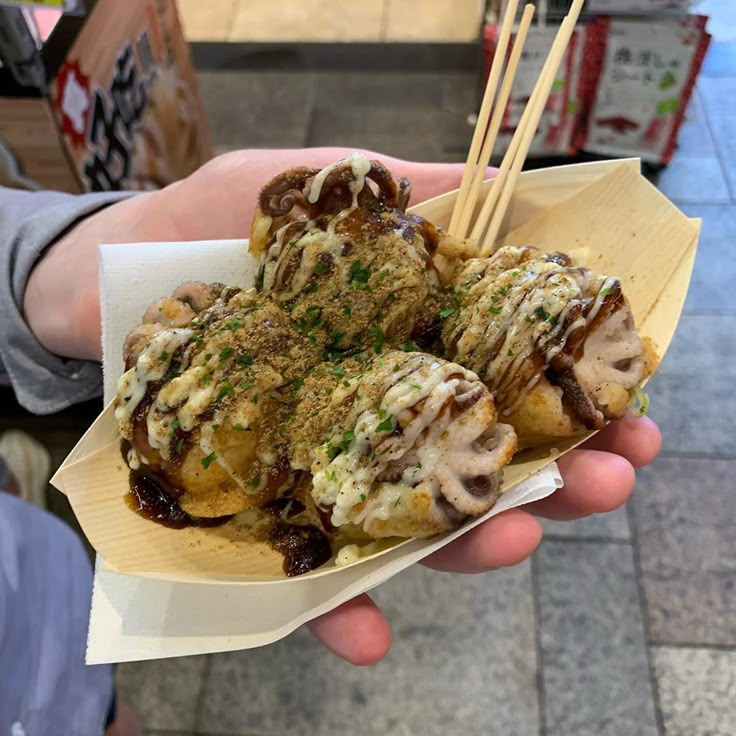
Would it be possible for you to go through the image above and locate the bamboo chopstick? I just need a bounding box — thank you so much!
[469,0,586,256]
[454,3,536,240]
[447,0,520,237]
[479,15,581,255]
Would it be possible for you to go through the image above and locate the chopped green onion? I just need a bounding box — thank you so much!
[375,416,394,433]
[219,347,234,360]
[349,260,372,289]
[440,307,456,319]
[201,452,217,469]
[216,381,234,401]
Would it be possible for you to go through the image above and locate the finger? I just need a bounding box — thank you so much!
[524,449,636,520]
[579,414,662,467]
[306,593,391,665]
[422,508,542,574]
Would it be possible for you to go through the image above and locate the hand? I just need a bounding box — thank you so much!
[23,148,476,362]
[308,414,661,664]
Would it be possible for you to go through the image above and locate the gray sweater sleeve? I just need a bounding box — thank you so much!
[0,187,137,415]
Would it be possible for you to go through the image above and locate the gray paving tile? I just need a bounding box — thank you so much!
[698,0,736,43]
[657,155,730,204]
[198,71,313,148]
[440,72,480,114]
[540,505,630,541]
[645,315,736,456]
[116,655,207,731]
[631,457,736,646]
[696,77,736,123]
[307,105,459,162]
[536,541,658,736]
[199,562,538,736]
[652,646,736,736]
[312,71,445,109]
[701,41,736,77]
[678,203,736,313]
[674,91,717,157]
[697,76,736,197]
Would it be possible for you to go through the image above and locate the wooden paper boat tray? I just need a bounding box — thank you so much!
[51,159,700,585]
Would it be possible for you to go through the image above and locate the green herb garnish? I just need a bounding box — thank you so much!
[368,325,385,354]
[534,306,558,325]
[440,307,457,319]
[349,260,372,289]
[201,452,217,469]
[375,416,394,433]
[216,381,234,401]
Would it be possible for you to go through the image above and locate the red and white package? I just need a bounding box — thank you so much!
[483,22,589,158]
[588,0,694,12]
[582,16,710,164]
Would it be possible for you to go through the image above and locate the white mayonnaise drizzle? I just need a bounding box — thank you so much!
[115,328,193,426]
[448,248,618,413]
[126,447,141,470]
[311,359,498,529]
[307,152,372,206]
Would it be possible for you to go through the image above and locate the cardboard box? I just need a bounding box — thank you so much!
[0,0,211,192]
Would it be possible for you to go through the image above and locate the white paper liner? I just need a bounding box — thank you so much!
[86,463,561,663]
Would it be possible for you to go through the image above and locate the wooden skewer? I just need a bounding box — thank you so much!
[470,0,586,255]
[455,3,536,240]
[469,67,547,244]
[447,0,520,237]
[480,16,577,256]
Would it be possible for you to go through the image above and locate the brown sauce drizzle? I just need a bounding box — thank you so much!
[127,472,233,529]
[268,523,332,577]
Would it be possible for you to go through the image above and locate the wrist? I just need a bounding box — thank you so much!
[24,214,103,362]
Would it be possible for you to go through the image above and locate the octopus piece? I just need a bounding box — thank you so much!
[290,350,517,539]
[443,246,655,447]
[249,153,464,351]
